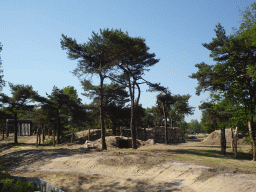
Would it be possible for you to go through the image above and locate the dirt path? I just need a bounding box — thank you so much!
[3,149,256,192]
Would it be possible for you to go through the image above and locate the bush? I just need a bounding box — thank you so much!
[0,157,39,192]
[1,178,39,192]
[245,135,251,144]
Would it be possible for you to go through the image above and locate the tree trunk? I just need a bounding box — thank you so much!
[248,121,256,161]
[112,121,116,136]
[234,126,238,158]
[2,126,4,140]
[88,128,90,141]
[71,128,74,143]
[120,127,122,136]
[6,122,9,138]
[163,102,168,144]
[38,127,41,145]
[231,128,234,152]
[14,113,18,144]
[130,78,137,149]
[144,125,148,141]
[52,129,56,147]
[43,123,45,144]
[154,122,157,144]
[57,113,60,144]
[48,127,50,139]
[36,128,39,147]
[221,126,226,155]
[100,73,107,150]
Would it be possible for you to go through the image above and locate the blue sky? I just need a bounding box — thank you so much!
[0,0,254,123]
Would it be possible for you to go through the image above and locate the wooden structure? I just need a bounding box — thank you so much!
[6,119,32,136]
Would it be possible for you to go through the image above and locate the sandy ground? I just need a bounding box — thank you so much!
[1,131,255,192]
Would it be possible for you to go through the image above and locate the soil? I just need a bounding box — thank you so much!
[1,129,255,192]
[201,129,248,145]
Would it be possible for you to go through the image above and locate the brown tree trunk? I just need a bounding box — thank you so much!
[71,128,74,143]
[234,126,238,158]
[130,78,137,149]
[52,129,56,147]
[14,113,18,144]
[43,124,45,144]
[36,128,39,147]
[88,128,90,141]
[163,102,168,144]
[221,126,226,155]
[231,128,234,152]
[144,125,148,141]
[48,127,50,139]
[120,127,122,136]
[2,126,4,140]
[112,122,116,136]
[6,121,9,138]
[100,73,107,150]
[57,114,60,144]
[38,127,41,145]
[248,121,256,161]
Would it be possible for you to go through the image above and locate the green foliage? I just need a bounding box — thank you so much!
[245,135,251,144]
[169,94,195,127]
[0,157,39,192]
[1,178,39,192]
[177,119,189,134]
[188,119,203,133]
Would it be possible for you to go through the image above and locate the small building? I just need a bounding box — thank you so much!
[6,119,32,136]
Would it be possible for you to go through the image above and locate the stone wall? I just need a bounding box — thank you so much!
[120,126,185,144]
[155,126,185,143]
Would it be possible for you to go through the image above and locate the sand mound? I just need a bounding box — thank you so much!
[89,136,145,149]
[201,129,249,145]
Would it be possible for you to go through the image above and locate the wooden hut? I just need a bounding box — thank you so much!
[6,119,32,136]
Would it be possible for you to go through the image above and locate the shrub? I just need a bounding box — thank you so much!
[245,135,251,144]
[0,157,39,192]
[1,178,39,192]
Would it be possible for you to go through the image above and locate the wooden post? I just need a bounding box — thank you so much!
[234,126,239,158]
[231,128,234,152]
[36,128,39,147]
[221,126,226,155]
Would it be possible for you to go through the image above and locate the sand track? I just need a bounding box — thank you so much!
[5,150,256,192]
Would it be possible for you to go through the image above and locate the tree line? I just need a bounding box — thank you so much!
[0,29,194,150]
[190,2,256,160]
[1,2,256,161]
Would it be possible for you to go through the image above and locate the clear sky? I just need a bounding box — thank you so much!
[0,0,254,123]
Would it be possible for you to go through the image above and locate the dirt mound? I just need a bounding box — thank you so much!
[89,136,145,149]
[201,129,248,145]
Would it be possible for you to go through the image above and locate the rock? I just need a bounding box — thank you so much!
[147,139,155,145]
[84,140,95,149]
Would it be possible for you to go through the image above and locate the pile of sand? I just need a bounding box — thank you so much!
[89,136,146,149]
[201,129,248,145]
